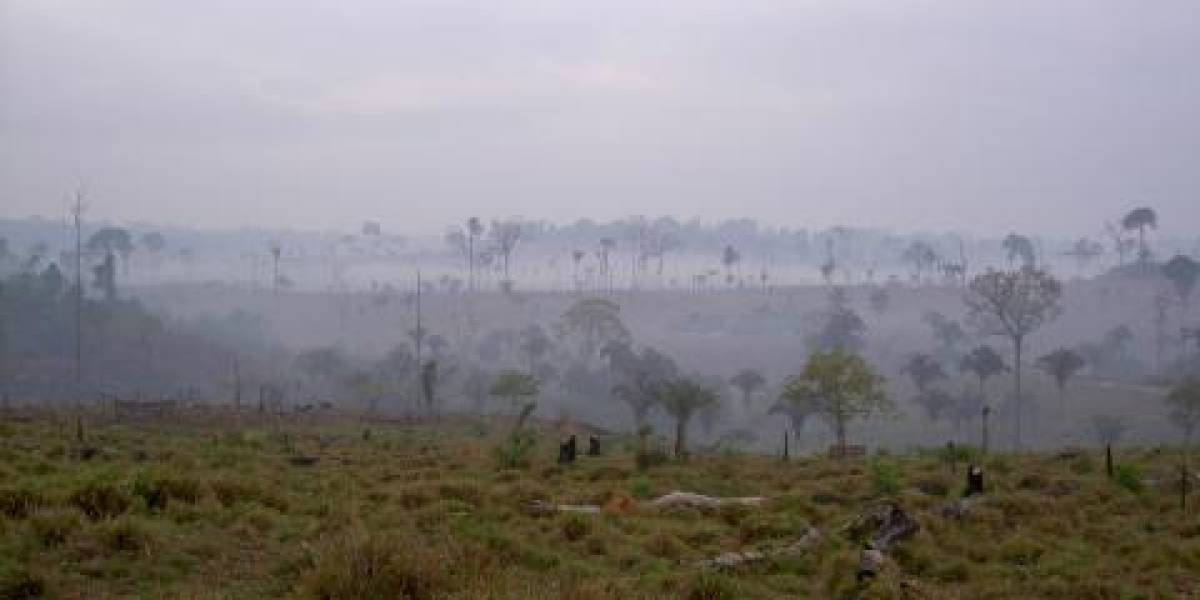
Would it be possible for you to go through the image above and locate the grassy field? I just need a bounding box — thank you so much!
[0,414,1197,599]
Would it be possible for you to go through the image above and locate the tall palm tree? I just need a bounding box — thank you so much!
[1122,207,1157,264]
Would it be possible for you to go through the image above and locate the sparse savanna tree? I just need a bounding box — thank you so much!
[655,377,720,458]
[1091,415,1129,448]
[779,348,891,456]
[1002,233,1036,269]
[490,369,540,414]
[1166,378,1200,449]
[964,267,1062,449]
[729,369,766,408]
[87,227,134,274]
[1036,348,1086,420]
[518,324,553,371]
[1163,255,1200,315]
[561,297,631,358]
[903,353,952,423]
[607,343,677,429]
[901,241,938,283]
[1122,207,1157,265]
[1103,221,1137,267]
[489,220,523,283]
[722,244,741,287]
[903,353,946,393]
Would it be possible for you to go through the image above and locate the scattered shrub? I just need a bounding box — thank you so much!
[870,459,904,497]
[97,517,153,555]
[1115,464,1144,494]
[629,477,653,500]
[684,571,738,600]
[69,480,130,521]
[561,513,592,542]
[29,509,81,547]
[0,488,41,519]
[209,477,260,508]
[298,529,452,599]
[0,567,45,600]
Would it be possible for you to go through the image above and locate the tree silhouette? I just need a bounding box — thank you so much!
[489,220,523,283]
[1166,378,1200,447]
[490,370,540,413]
[607,343,677,428]
[964,267,1062,448]
[561,298,630,358]
[779,349,891,456]
[901,241,937,282]
[1163,255,1200,314]
[721,245,741,287]
[1036,347,1086,418]
[1121,207,1157,264]
[1090,415,1129,448]
[729,369,766,408]
[959,345,1009,398]
[903,353,946,393]
[87,227,134,273]
[518,324,552,371]
[655,377,719,458]
[1002,233,1036,268]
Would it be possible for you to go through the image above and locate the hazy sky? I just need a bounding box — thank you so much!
[2,1,1197,236]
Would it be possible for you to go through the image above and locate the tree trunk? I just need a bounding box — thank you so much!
[675,417,687,459]
[1105,444,1113,478]
[836,417,847,459]
[1013,336,1023,450]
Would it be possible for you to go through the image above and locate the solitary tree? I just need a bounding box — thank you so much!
[607,343,677,428]
[729,369,766,408]
[489,220,523,282]
[655,377,720,458]
[1167,378,1200,448]
[1002,234,1036,268]
[1122,207,1157,264]
[86,227,134,273]
[964,267,1062,449]
[901,241,938,282]
[721,245,741,287]
[561,297,631,358]
[1036,347,1086,417]
[1090,415,1129,448]
[779,349,891,456]
[903,353,946,393]
[490,370,540,413]
[1163,255,1200,314]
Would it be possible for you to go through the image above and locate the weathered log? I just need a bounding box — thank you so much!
[700,527,822,569]
[648,491,766,511]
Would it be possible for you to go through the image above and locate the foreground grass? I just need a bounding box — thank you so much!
[0,416,1197,599]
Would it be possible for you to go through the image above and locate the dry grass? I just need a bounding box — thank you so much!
[0,416,1197,599]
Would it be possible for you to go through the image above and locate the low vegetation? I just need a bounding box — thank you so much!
[0,415,1197,599]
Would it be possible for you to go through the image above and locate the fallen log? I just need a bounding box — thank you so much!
[648,491,766,511]
[699,526,822,569]
[523,491,766,517]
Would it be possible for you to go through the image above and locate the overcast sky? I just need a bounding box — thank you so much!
[1,1,1197,237]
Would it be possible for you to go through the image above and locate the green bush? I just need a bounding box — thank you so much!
[870,459,904,497]
[560,513,592,542]
[493,430,537,470]
[1114,464,1144,494]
